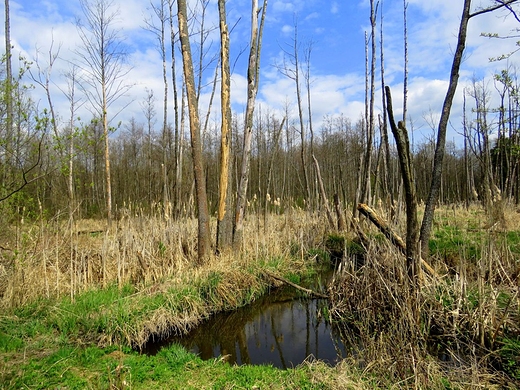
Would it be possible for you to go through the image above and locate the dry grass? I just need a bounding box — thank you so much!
[0,206,330,349]
[2,202,519,387]
[329,202,520,388]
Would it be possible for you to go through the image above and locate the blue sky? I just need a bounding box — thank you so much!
[4,0,520,146]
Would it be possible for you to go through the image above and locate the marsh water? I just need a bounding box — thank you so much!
[144,285,348,368]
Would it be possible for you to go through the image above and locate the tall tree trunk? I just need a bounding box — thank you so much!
[419,0,471,258]
[176,0,211,263]
[64,66,83,223]
[155,0,169,212]
[292,25,311,206]
[177,85,186,216]
[102,82,112,226]
[234,0,268,246]
[386,86,419,285]
[4,0,12,184]
[360,0,377,206]
[216,0,233,252]
[168,0,182,218]
[463,91,471,209]
[402,0,408,124]
[76,0,131,226]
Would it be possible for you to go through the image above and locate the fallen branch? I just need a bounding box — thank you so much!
[75,230,105,236]
[357,203,437,278]
[264,270,329,299]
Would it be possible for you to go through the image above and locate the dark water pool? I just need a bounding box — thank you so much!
[143,286,347,368]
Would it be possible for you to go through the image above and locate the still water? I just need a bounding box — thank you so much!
[144,287,347,368]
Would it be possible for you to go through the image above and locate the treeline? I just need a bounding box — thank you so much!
[1,67,519,223]
[1,0,519,226]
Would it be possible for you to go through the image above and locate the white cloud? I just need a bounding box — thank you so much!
[272,0,295,14]
[2,0,519,148]
[281,24,293,36]
[304,12,319,22]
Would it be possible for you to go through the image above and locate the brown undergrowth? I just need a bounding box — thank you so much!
[0,206,328,349]
[329,203,520,388]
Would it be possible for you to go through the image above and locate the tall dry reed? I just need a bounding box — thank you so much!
[329,203,520,388]
[0,204,329,310]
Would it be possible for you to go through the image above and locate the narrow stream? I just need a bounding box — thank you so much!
[143,285,347,368]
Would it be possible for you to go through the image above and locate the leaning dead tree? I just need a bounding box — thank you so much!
[357,204,436,278]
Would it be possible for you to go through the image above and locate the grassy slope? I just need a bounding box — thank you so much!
[0,210,369,389]
[0,261,369,389]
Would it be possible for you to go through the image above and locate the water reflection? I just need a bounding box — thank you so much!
[144,287,347,368]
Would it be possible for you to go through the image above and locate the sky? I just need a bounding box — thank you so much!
[3,0,520,147]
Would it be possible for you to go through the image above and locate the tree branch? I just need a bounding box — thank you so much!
[470,0,519,19]
[0,134,45,203]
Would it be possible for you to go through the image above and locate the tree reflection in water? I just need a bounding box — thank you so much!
[145,286,347,368]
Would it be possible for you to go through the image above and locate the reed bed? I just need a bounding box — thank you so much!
[1,202,519,387]
[329,203,520,388]
[0,205,329,349]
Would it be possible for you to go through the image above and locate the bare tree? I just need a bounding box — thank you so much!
[234,0,268,246]
[75,0,132,226]
[167,0,183,218]
[386,86,419,285]
[377,2,392,206]
[4,0,12,149]
[176,0,211,262]
[30,37,61,143]
[144,0,170,211]
[140,88,157,206]
[60,66,85,222]
[303,42,335,228]
[419,0,519,258]
[216,0,233,252]
[277,20,311,205]
[359,0,377,206]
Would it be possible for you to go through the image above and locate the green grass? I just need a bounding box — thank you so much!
[499,337,520,380]
[1,251,360,389]
[0,299,360,390]
[1,342,335,389]
[505,231,520,256]
[429,224,520,265]
[428,225,481,262]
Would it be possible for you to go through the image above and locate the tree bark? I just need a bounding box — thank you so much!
[177,0,211,263]
[385,86,419,284]
[419,0,471,258]
[234,0,268,246]
[216,0,233,252]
